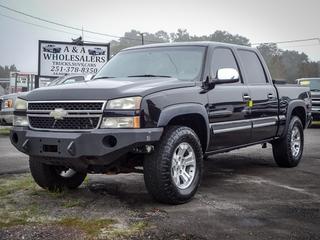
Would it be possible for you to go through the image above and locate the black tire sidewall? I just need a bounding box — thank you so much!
[29,157,87,190]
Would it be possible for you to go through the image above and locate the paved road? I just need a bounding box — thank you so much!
[0,134,29,175]
[0,126,319,239]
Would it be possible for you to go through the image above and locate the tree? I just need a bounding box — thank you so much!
[209,30,251,46]
[154,30,170,43]
[268,55,287,79]
[170,28,191,42]
[282,50,308,83]
[0,64,18,78]
[257,43,286,79]
[298,61,319,78]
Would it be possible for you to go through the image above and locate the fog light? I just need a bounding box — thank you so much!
[13,116,29,126]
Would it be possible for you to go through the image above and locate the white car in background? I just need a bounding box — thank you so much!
[88,47,105,55]
[0,75,85,125]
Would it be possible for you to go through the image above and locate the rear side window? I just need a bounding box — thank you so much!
[238,50,268,84]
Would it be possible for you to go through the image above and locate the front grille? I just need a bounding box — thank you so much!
[28,102,103,111]
[29,116,100,130]
[27,101,105,131]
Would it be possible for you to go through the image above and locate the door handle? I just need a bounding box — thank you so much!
[243,94,251,102]
[268,93,274,100]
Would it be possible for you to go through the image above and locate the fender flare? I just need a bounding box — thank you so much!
[157,103,210,151]
[281,99,307,139]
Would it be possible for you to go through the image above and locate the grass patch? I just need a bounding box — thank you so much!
[44,185,69,199]
[131,220,149,231]
[62,198,82,208]
[0,175,36,197]
[0,128,10,135]
[55,217,117,238]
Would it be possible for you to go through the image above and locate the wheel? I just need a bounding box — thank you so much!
[29,157,87,191]
[272,116,304,167]
[143,126,203,204]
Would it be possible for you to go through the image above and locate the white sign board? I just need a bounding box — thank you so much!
[10,72,36,88]
[38,41,110,78]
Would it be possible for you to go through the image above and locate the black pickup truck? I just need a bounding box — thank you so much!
[10,42,312,204]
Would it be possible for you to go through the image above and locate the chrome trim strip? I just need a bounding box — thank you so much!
[213,125,251,134]
[210,117,279,134]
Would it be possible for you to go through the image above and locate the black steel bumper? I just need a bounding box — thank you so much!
[10,127,163,167]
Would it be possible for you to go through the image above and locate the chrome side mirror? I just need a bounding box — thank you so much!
[217,68,239,81]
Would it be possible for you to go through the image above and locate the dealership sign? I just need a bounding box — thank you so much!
[38,40,110,78]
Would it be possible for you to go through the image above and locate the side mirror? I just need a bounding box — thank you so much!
[216,68,239,82]
[203,68,240,91]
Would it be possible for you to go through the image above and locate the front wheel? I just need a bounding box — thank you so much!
[29,157,87,191]
[143,126,203,204]
[272,116,304,167]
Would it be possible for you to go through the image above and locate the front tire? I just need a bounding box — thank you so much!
[143,126,203,204]
[29,157,87,191]
[272,116,304,167]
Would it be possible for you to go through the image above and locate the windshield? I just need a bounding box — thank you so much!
[47,76,65,86]
[299,79,320,91]
[94,46,205,81]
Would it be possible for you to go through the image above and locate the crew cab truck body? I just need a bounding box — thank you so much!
[10,42,312,204]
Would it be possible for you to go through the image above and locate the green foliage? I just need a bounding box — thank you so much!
[0,128,10,135]
[54,217,116,237]
[0,64,18,78]
[257,43,320,83]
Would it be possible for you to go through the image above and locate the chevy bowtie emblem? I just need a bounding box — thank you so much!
[49,108,67,120]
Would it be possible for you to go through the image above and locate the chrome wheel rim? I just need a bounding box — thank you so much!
[171,142,196,189]
[291,126,301,157]
[55,167,76,178]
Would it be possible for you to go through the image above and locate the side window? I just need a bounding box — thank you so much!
[238,50,268,84]
[211,48,241,84]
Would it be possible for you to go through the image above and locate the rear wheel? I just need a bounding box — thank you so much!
[144,126,203,204]
[272,116,304,167]
[29,157,87,190]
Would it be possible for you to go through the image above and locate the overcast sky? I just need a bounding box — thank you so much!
[0,0,319,72]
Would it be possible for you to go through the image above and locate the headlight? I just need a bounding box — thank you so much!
[106,97,142,109]
[14,98,27,110]
[4,99,13,108]
[100,116,140,129]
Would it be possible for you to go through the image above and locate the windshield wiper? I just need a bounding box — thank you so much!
[95,76,115,79]
[128,74,171,78]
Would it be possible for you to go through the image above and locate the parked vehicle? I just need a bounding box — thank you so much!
[88,47,105,55]
[0,93,18,125]
[43,45,62,53]
[296,78,320,123]
[0,75,85,125]
[10,42,312,204]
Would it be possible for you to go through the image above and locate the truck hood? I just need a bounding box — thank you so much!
[20,77,196,101]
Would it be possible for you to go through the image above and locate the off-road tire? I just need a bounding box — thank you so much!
[143,126,203,204]
[272,116,304,167]
[29,157,87,190]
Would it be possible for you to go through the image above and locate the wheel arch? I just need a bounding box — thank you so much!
[157,103,210,153]
[281,100,307,139]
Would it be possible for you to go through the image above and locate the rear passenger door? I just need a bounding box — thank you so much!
[237,50,278,143]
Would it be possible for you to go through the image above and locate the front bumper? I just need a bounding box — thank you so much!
[311,107,320,122]
[10,127,163,168]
